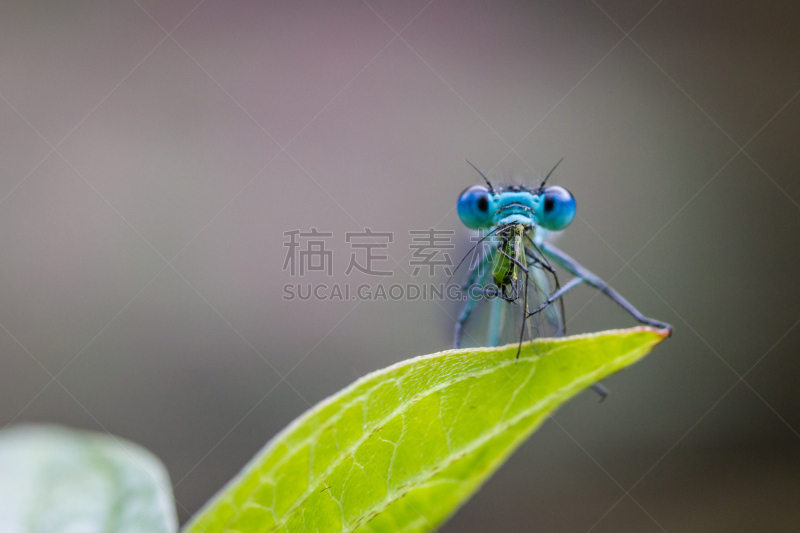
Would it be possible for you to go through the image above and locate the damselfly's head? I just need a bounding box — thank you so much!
[456,160,576,232]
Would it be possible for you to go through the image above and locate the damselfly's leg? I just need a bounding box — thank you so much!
[541,242,673,332]
[591,383,608,401]
[525,246,566,336]
[498,247,530,275]
[454,290,480,349]
[524,245,557,277]
[486,291,507,347]
[454,251,492,348]
[529,260,566,336]
[524,276,608,402]
[526,277,583,318]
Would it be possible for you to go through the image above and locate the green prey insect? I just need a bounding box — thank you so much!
[453,161,672,381]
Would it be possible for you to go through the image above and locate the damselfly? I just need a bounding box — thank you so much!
[453,160,672,363]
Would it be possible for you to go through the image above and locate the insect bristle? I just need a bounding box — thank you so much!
[539,157,564,189]
[465,160,495,192]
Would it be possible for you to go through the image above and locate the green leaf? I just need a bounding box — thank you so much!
[184,327,668,533]
[0,424,177,533]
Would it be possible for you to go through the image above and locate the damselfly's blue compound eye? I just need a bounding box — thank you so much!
[538,185,576,231]
[457,185,494,229]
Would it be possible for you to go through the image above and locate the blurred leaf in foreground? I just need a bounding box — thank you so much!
[184,326,668,533]
[0,424,177,533]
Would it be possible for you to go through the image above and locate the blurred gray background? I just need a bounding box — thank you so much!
[1,0,799,531]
